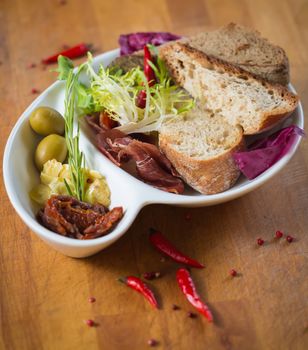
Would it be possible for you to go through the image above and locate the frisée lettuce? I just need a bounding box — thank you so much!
[57,52,194,134]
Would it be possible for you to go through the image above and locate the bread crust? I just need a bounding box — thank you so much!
[184,23,290,85]
[160,42,298,135]
[159,127,245,195]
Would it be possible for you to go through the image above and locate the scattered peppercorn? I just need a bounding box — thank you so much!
[185,213,192,221]
[275,230,283,238]
[147,339,158,347]
[172,304,180,310]
[84,319,94,327]
[27,63,36,69]
[31,88,40,94]
[257,238,265,246]
[143,271,161,280]
[286,235,294,243]
[229,269,237,277]
[88,297,96,303]
[187,311,197,318]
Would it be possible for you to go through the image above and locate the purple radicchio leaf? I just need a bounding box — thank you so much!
[233,125,305,180]
[119,32,182,56]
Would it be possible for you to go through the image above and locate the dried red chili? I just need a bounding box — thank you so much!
[119,276,158,309]
[42,43,89,64]
[149,228,204,268]
[176,268,213,322]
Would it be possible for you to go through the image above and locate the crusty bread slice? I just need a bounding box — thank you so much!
[159,42,298,135]
[112,24,289,85]
[183,23,290,85]
[159,107,244,194]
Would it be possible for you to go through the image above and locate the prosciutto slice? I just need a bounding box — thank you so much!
[86,115,184,194]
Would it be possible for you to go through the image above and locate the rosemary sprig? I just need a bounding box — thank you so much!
[61,57,86,201]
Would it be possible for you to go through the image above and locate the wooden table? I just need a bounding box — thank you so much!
[1,0,307,349]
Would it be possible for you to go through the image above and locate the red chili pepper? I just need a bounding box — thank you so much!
[176,268,213,322]
[119,276,158,309]
[144,45,156,86]
[42,43,90,64]
[149,228,204,268]
[136,89,147,108]
[136,46,156,108]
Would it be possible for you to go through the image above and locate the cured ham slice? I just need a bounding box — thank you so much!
[86,115,184,194]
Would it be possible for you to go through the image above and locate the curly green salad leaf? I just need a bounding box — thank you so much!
[57,51,195,134]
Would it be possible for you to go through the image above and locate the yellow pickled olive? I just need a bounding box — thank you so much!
[29,184,51,205]
[35,134,67,170]
[29,107,65,136]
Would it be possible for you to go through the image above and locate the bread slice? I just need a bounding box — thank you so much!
[159,42,298,135]
[159,107,244,194]
[182,23,290,85]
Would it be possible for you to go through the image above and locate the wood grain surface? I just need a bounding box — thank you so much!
[1,0,308,349]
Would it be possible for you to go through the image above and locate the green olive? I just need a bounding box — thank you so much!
[30,107,65,136]
[35,134,67,170]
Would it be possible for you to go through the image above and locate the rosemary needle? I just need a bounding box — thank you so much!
[62,64,86,201]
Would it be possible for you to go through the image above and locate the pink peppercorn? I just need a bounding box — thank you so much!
[230,269,237,277]
[147,339,158,347]
[286,235,294,243]
[88,297,96,303]
[275,231,283,238]
[143,271,161,280]
[27,63,36,69]
[85,319,94,327]
[257,238,265,246]
[185,213,192,221]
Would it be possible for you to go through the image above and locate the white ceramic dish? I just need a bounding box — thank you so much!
[3,49,304,258]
